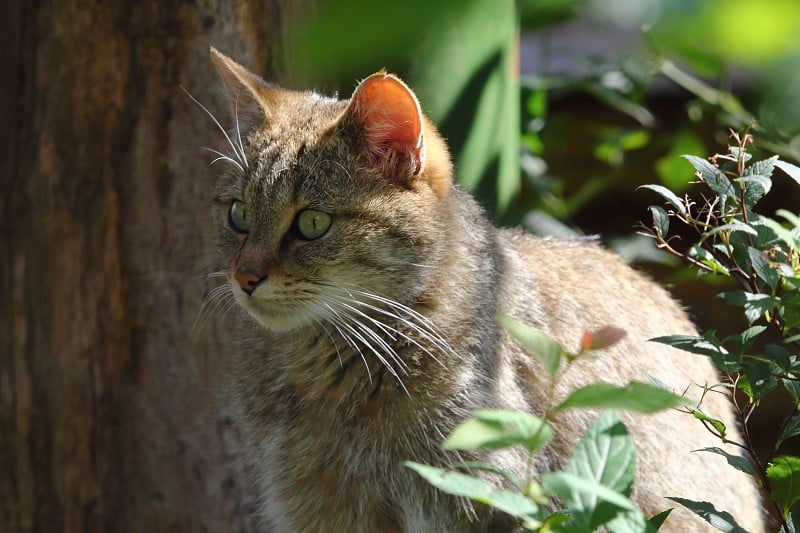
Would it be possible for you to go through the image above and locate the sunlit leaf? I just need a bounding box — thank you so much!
[565,411,636,499]
[768,455,800,516]
[555,382,683,413]
[776,159,800,187]
[499,314,563,378]
[443,410,552,453]
[639,184,688,216]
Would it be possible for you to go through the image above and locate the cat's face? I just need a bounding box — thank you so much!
[208,49,453,334]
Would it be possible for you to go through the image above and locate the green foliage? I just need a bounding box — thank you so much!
[641,131,800,529]
[407,319,684,531]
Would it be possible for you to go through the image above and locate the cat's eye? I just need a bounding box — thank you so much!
[229,200,251,233]
[295,209,332,240]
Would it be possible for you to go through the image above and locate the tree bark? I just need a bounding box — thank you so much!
[0,2,298,531]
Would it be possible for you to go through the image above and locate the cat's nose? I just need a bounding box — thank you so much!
[233,270,264,295]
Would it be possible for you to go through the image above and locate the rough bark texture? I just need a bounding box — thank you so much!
[0,1,299,531]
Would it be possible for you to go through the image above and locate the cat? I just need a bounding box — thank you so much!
[205,47,765,532]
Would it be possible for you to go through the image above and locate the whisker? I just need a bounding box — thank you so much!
[232,95,249,169]
[202,147,245,173]
[181,85,247,170]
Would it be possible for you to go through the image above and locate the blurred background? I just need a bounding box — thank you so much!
[2,0,799,530]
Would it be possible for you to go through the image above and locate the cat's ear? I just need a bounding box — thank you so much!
[209,47,280,136]
[345,71,426,184]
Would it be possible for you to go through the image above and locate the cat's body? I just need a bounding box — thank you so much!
[207,48,764,532]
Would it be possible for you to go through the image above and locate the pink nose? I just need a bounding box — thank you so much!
[233,271,263,295]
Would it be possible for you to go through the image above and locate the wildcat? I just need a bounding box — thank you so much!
[205,47,764,532]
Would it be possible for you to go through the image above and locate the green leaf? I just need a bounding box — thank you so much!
[688,244,731,275]
[740,362,778,401]
[555,382,683,413]
[784,379,800,402]
[776,159,800,187]
[562,412,641,529]
[542,471,640,528]
[690,408,727,439]
[666,497,748,532]
[720,290,781,323]
[745,155,779,179]
[778,416,800,450]
[700,222,758,242]
[682,154,736,203]
[694,447,759,478]
[768,455,800,517]
[648,508,673,530]
[724,325,767,353]
[499,314,563,378]
[650,334,727,358]
[734,174,772,208]
[404,462,539,521]
[639,184,688,216]
[565,411,636,497]
[649,205,670,237]
[749,247,780,290]
[484,489,539,520]
[404,462,493,500]
[443,410,553,453]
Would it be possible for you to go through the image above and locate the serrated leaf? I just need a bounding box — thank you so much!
[768,455,800,517]
[666,497,748,532]
[745,155,779,178]
[639,184,688,216]
[555,382,683,413]
[734,174,772,208]
[499,314,562,378]
[777,416,800,450]
[776,159,800,187]
[683,154,736,201]
[443,410,552,453]
[749,247,780,290]
[694,447,759,478]
[720,290,781,323]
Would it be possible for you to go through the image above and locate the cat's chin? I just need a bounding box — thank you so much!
[236,296,315,333]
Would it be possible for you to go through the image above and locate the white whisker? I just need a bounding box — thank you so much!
[182,85,248,171]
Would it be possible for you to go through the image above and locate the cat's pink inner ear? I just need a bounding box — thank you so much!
[352,73,424,176]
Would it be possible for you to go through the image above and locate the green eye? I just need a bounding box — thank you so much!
[229,200,251,233]
[296,209,332,240]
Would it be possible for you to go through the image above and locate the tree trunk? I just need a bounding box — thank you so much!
[0,2,299,531]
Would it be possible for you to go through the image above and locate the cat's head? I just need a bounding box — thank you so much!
[208,48,454,333]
